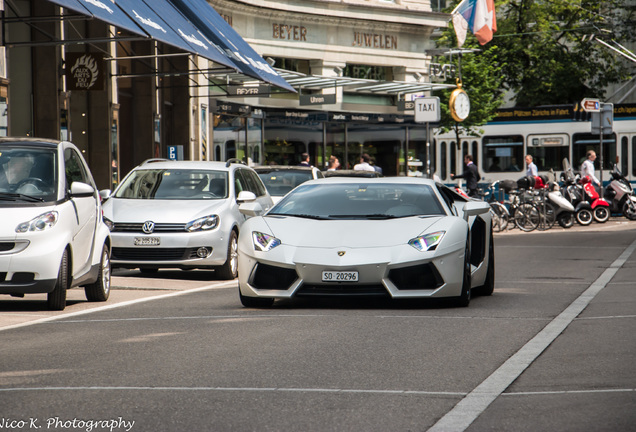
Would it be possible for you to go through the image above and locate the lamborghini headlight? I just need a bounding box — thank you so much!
[408,231,445,252]
[185,215,219,232]
[16,211,59,233]
[253,231,281,251]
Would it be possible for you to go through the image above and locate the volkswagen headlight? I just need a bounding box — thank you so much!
[16,211,59,233]
[185,215,219,232]
[408,231,445,252]
[253,231,281,251]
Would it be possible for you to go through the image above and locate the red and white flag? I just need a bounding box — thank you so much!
[452,0,497,47]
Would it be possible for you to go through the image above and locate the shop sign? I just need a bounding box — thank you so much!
[398,100,415,111]
[66,52,104,91]
[213,100,251,115]
[429,63,456,81]
[227,85,271,97]
[299,94,336,105]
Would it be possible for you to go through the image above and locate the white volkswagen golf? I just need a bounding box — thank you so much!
[0,138,111,310]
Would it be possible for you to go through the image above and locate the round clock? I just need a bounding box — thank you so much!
[449,84,470,122]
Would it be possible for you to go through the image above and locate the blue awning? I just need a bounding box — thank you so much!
[169,0,297,93]
[45,0,294,91]
[116,0,237,70]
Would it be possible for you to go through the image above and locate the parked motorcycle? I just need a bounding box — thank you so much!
[561,158,595,226]
[544,170,575,228]
[579,175,610,223]
[604,164,636,220]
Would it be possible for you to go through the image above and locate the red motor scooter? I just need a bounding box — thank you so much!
[579,175,610,223]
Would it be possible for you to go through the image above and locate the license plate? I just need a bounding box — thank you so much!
[321,271,359,282]
[134,237,160,246]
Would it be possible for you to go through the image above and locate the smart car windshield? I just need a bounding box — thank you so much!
[268,182,446,219]
[114,169,228,200]
[0,146,58,202]
[257,169,314,197]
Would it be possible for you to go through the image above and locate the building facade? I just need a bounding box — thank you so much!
[0,0,452,187]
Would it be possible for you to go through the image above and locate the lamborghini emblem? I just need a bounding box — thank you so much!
[338,251,346,256]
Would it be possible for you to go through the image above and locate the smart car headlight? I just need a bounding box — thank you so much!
[253,231,281,251]
[103,217,114,231]
[408,231,445,252]
[16,211,59,233]
[185,215,219,232]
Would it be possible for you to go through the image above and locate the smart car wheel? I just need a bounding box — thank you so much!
[216,230,239,280]
[455,242,471,307]
[47,249,69,311]
[84,244,111,302]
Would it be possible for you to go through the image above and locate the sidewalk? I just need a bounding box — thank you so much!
[495,216,636,235]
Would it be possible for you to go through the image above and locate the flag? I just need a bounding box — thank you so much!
[451,0,497,47]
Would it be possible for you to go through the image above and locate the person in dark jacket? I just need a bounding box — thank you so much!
[451,155,480,197]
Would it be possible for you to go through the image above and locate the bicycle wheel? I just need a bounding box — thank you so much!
[490,202,509,232]
[535,201,556,230]
[514,202,540,232]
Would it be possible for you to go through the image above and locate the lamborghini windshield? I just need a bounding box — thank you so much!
[268,182,446,219]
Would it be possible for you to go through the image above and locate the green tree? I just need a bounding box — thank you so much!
[441,0,635,107]
[432,45,506,146]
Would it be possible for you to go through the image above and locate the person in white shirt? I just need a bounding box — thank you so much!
[525,154,538,177]
[581,150,601,186]
[354,153,375,172]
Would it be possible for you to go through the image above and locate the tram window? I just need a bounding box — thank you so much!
[450,141,457,178]
[471,141,478,166]
[573,133,616,170]
[482,135,523,173]
[526,134,569,171]
[525,147,568,171]
[621,137,628,175]
[632,137,636,177]
[441,141,447,180]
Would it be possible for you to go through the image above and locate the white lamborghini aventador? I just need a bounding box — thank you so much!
[237,177,494,307]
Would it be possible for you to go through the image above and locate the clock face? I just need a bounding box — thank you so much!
[451,90,470,121]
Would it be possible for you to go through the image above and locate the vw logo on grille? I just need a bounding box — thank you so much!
[337,251,346,256]
[142,221,155,234]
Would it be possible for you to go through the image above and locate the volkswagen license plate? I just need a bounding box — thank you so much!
[321,271,358,282]
[134,237,160,246]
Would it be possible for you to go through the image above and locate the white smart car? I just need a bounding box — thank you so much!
[0,138,111,310]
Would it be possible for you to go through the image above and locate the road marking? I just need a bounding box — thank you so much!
[1,385,632,397]
[0,281,236,333]
[427,237,636,432]
[0,386,466,397]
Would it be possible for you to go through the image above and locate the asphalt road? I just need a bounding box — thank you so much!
[1,219,635,432]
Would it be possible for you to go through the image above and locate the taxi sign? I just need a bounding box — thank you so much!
[414,97,440,123]
[581,98,601,112]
